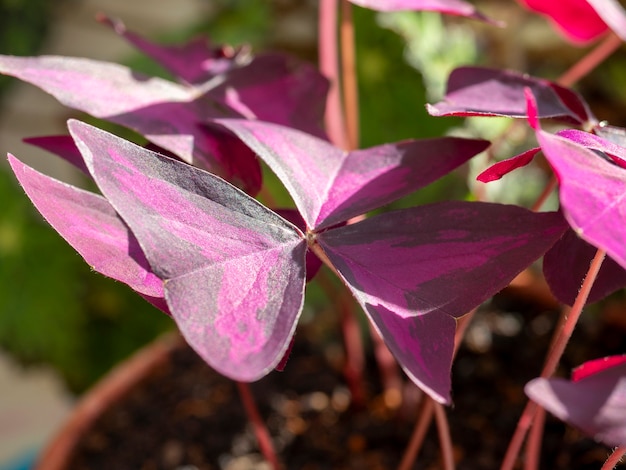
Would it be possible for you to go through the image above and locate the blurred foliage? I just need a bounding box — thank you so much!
[0,0,173,393]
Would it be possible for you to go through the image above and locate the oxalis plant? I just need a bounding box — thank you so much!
[2,0,626,468]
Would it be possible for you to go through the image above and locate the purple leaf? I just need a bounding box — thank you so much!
[205,54,329,139]
[477,147,541,182]
[526,358,626,447]
[98,14,243,83]
[0,54,262,193]
[347,0,497,23]
[216,119,490,229]
[533,124,626,270]
[427,67,596,125]
[7,153,168,312]
[318,202,568,403]
[23,135,89,174]
[543,228,626,305]
[67,119,307,381]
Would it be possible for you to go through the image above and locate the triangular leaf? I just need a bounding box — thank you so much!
[318,201,568,403]
[68,119,307,380]
[7,153,167,311]
[217,118,489,229]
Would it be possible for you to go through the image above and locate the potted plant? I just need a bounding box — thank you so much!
[2,1,626,468]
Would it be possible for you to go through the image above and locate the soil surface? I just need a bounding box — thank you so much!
[63,292,626,470]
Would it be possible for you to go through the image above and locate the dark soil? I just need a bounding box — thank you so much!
[63,292,626,470]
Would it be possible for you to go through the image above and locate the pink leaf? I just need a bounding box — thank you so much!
[534,126,626,270]
[526,359,626,447]
[7,154,167,312]
[517,0,609,43]
[67,119,307,381]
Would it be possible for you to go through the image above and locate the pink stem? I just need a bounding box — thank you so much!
[236,381,283,470]
[524,406,546,470]
[558,32,622,87]
[530,175,558,212]
[340,0,359,150]
[396,311,475,470]
[602,446,626,470]
[319,0,348,149]
[501,248,607,470]
[434,402,455,470]
[397,398,435,470]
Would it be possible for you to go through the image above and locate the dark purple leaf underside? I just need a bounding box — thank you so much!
[23,135,88,174]
[543,228,626,305]
[217,119,489,230]
[348,0,497,23]
[98,14,232,83]
[68,120,307,380]
[477,147,541,182]
[526,362,626,447]
[534,128,626,270]
[7,153,168,312]
[318,201,567,403]
[427,66,594,125]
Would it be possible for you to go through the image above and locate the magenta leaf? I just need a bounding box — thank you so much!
[427,67,596,125]
[526,359,626,447]
[517,0,609,43]
[318,203,568,401]
[66,119,308,381]
[558,128,626,169]
[586,0,626,41]
[98,14,242,84]
[7,154,168,312]
[347,0,497,23]
[477,147,541,182]
[216,119,490,230]
[543,228,626,305]
[573,355,626,382]
[533,125,626,270]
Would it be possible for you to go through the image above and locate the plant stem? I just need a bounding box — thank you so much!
[319,0,348,149]
[340,0,359,150]
[530,174,558,212]
[434,402,456,470]
[369,323,403,409]
[523,406,546,470]
[500,248,606,470]
[397,397,435,470]
[314,265,367,408]
[397,310,476,470]
[557,32,622,87]
[602,446,626,470]
[236,381,284,470]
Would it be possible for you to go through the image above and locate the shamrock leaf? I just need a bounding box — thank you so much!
[9,119,566,404]
[526,356,626,447]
